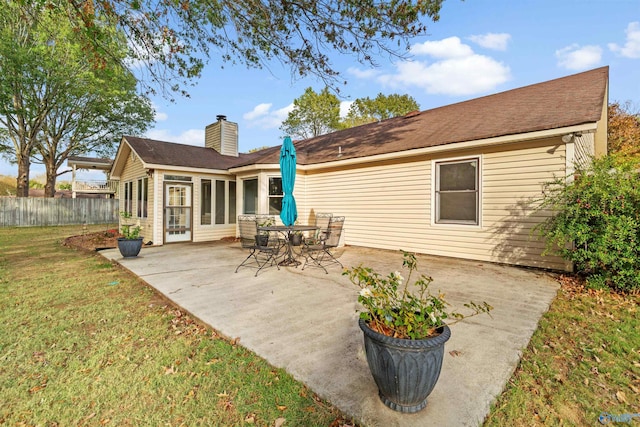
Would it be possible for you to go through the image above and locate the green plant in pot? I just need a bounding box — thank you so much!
[256,216,275,247]
[343,250,493,413]
[118,211,144,258]
[290,220,304,246]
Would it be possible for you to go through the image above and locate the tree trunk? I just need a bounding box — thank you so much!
[44,167,57,198]
[16,156,30,197]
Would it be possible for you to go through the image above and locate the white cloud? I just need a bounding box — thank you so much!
[145,128,204,146]
[468,33,511,51]
[243,103,294,129]
[150,102,168,122]
[155,111,168,121]
[608,21,640,58]
[411,36,474,58]
[340,101,354,118]
[374,37,510,96]
[347,67,379,79]
[243,103,272,121]
[555,44,603,70]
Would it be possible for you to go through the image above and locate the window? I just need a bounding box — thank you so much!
[124,181,133,215]
[243,179,258,214]
[201,179,212,225]
[268,177,283,215]
[229,181,236,224]
[215,180,226,224]
[435,158,479,225]
[137,177,148,218]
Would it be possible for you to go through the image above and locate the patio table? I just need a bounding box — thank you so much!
[259,224,318,266]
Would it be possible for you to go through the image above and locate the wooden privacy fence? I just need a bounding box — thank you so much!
[0,198,119,227]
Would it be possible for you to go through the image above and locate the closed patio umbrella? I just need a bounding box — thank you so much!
[279,136,297,226]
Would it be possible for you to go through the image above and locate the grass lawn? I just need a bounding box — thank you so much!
[2,225,638,426]
[0,225,354,426]
[484,276,640,426]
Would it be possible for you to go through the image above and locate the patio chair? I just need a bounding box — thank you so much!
[303,212,332,246]
[302,216,345,274]
[235,215,282,276]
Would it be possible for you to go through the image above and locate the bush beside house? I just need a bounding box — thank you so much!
[536,154,640,291]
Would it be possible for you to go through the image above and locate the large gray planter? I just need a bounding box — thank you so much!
[359,318,451,413]
[117,237,144,258]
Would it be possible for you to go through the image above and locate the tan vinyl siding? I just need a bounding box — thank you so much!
[205,120,238,157]
[119,151,154,240]
[304,138,569,271]
[574,133,595,168]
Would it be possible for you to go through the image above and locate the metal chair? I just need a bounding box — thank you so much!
[302,216,345,274]
[235,215,282,276]
[306,212,332,245]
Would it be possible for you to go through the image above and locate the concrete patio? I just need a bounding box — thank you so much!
[101,242,559,427]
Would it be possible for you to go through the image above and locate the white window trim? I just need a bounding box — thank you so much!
[268,175,283,216]
[431,155,483,229]
[200,178,212,226]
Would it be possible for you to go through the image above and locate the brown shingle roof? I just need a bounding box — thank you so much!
[124,67,608,170]
[124,136,257,170]
[247,66,608,166]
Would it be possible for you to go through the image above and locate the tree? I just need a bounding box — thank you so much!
[341,93,420,128]
[0,3,56,197]
[34,69,153,197]
[53,0,444,97]
[0,3,153,197]
[280,87,341,139]
[608,101,640,157]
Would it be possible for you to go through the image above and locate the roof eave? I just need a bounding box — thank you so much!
[303,123,598,171]
[146,163,233,175]
[229,163,281,173]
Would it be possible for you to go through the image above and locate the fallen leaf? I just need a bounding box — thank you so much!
[616,390,628,404]
[276,405,287,411]
[449,350,462,357]
[275,418,286,427]
[29,384,46,394]
[245,414,255,424]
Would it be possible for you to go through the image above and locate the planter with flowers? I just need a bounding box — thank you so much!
[256,216,275,247]
[343,250,492,413]
[117,212,144,258]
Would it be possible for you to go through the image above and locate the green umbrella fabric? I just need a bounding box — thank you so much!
[279,136,297,226]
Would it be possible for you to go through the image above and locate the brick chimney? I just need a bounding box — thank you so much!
[205,115,238,157]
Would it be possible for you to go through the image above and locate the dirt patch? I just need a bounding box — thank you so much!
[63,228,122,252]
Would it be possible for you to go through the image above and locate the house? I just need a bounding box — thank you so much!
[110,67,609,271]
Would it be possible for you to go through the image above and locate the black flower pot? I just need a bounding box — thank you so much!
[359,318,451,413]
[290,234,303,246]
[255,234,269,247]
[117,237,144,258]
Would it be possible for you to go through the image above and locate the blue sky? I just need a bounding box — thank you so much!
[1,0,639,180]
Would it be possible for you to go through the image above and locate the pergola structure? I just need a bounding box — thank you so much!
[67,156,117,198]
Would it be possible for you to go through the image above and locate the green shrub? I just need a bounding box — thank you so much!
[536,154,640,291]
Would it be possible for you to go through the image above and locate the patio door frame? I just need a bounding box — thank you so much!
[163,181,193,243]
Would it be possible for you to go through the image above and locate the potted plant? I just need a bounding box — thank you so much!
[256,216,274,246]
[117,211,144,258]
[289,231,303,246]
[290,220,304,246]
[343,250,493,413]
